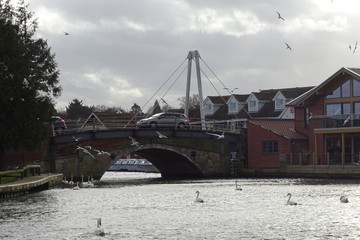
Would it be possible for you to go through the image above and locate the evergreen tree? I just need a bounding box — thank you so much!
[130,103,142,114]
[0,0,61,170]
[152,100,161,115]
[66,99,93,119]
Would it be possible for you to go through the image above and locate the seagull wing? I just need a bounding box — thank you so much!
[156,131,167,138]
[84,150,96,159]
[276,11,284,21]
[74,146,85,152]
[353,41,358,53]
[129,136,136,143]
[206,132,221,138]
[129,136,140,146]
[285,43,292,50]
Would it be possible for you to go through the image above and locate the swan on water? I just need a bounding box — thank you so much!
[95,218,105,236]
[195,191,204,203]
[286,193,297,205]
[340,196,349,203]
[62,177,69,185]
[82,176,95,188]
[69,175,74,186]
[73,182,80,190]
[235,180,242,191]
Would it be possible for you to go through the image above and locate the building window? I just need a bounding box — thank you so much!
[249,100,257,111]
[229,102,237,112]
[326,103,350,116]
[326,80,350,99]
[354,102,360,114]
[205,103,212,112]
[275,98,285,109]
[353,79,360,97]
[262,141,278,154]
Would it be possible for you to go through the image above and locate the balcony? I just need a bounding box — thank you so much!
[310,114,360,129]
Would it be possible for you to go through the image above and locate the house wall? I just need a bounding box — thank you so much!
[247,122,292,169]
[294,107,307,136]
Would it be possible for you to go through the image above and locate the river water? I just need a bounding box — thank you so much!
[1,172,360,240]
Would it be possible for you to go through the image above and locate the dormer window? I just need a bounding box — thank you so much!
[229,102,237,112]
[249,100,258,111]
[275,98,285,110]
[205,103,212,113]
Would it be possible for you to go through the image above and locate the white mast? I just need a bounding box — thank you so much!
[185,50,205,129]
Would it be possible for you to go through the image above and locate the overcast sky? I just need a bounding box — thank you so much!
[23,0,360,112]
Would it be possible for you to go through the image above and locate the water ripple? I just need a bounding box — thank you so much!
[1,172,360,239]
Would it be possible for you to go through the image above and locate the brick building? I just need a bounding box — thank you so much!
[287,67,360,166]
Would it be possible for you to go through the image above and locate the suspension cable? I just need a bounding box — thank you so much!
[124,58,188,128]
[200,57,252,119]
[148,63,188,115]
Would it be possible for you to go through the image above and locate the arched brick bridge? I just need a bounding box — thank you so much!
[50,129,246,179]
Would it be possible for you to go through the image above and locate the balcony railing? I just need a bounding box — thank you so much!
[310,114,360,129]
[281,152,360,166]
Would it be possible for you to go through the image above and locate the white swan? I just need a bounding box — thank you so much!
[95,218,105,236]
[195,191,204,203]
[340,196,349,203]
[286,193,297,205]
[62,177,69,185]
[82,176,95,188]
[235,180,242,191]
[73,182,80,190]
[69,175,74,186]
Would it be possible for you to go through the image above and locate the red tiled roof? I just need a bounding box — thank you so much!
[249,119,308,140]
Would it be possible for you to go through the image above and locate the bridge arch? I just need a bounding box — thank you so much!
[116,144,204,178]
[51,129,245,179]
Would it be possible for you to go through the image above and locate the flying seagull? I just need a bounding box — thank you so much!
[129,136,140,147]
[285,42,292,51]
[224,87,238,93]
[276,11,285,21]
[156,131,168,139]
[74,146,95,159]
[64,32,69,35]
[72,136,81,142]
[343,115,351,126]
[97,150,111,157]
[206,131,225,139]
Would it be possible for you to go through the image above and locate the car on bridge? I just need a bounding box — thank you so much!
[52,116,67,135]
[136,112,190,129]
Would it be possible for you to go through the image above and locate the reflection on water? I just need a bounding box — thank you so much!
[1,172,360,239]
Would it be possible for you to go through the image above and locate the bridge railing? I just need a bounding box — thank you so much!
[189,121,245,133]
[53,119,246,136]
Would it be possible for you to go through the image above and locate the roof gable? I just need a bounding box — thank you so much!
[287,67,360,106]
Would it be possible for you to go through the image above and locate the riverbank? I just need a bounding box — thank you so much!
[241,165,360,179]
[0,173,63,198]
